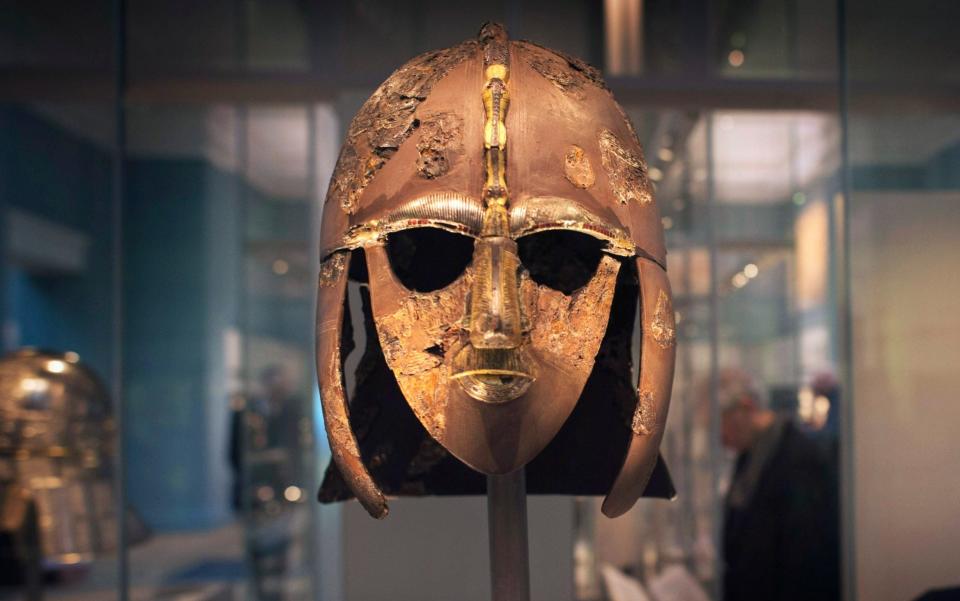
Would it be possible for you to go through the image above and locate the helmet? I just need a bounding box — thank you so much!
[0,349,116,567]
[316,23,676,518]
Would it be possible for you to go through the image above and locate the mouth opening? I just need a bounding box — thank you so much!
[450,347,535,403]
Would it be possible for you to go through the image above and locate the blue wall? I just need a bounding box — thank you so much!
[124,157,242,531]
[0,106,114,379]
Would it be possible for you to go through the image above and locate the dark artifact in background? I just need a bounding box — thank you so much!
[316,23,676,520]
[0,349,118,583]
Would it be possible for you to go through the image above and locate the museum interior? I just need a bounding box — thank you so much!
[0,1,957,600]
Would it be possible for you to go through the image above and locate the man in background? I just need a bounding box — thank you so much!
[719,370,839,601]
[228,364,308,601]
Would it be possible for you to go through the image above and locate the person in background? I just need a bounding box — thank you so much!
[228,364,307,601]
[719,369,839,601]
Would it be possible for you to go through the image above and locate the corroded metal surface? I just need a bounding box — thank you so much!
[318,252,347,287]
[416,112,463,179]
[564,145,596,189]
[522,255,620,373]
[515,41,606,100]
[369,257,471,439]
[599,129,654,206]
[317,23,670,268]
[328,41,478,215]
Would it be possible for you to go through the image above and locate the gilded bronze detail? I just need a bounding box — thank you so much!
[448,22,535,404]
[522,255,621,372]
[318,252,347,287]
[373,269,472,438]
[649,289,676,349]
[415,112,463,179]
[631,390,658,436]
[509,197,635,257]
[564,145,596,189]
[599,129,653,206]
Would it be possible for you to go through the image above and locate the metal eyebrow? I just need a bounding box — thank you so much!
[509,196,637,258]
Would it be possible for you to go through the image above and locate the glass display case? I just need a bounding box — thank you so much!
[0,1,956,600]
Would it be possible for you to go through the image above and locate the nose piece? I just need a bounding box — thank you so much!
[469,234,523,349]
[461,184,529,401]
[451,346,535,404]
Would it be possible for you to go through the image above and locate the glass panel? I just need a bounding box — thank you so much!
[603,0,837,79]
[4,2,903,600]
[714,0,837,78]
[845,1,960,598]
[119,102,329,600]
[122,104,246,599]
[1,3,121,599]
[582,106,844,600]
[239,104,320,601]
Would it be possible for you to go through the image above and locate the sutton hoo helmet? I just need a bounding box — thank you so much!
[316,23,676,519]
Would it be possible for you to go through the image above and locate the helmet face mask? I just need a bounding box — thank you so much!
[362,222,622,475]
[317,23,676,519]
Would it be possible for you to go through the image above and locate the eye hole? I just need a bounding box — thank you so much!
[518,231,605,294]
[386,228,474,292]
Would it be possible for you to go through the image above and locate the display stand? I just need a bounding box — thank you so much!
[487,470,531,601]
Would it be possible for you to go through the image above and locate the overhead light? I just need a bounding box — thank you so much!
[256,486,275,502]
[272,259,289,275]
[284,485,302,503]
[732,273,748,288]
[743,263,759,278]
[728,50,745,68]
[661,216,674,230]
[657,148,674,162]
[649,166,663,182]
[46,360,67,374]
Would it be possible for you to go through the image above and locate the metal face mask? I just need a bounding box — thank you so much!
[317,24,676,519]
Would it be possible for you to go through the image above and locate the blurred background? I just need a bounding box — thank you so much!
[0,0,957,600]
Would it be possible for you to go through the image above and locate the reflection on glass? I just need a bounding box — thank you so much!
[579,107,843,600]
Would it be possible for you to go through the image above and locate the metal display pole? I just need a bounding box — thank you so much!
[487,470,531,601]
